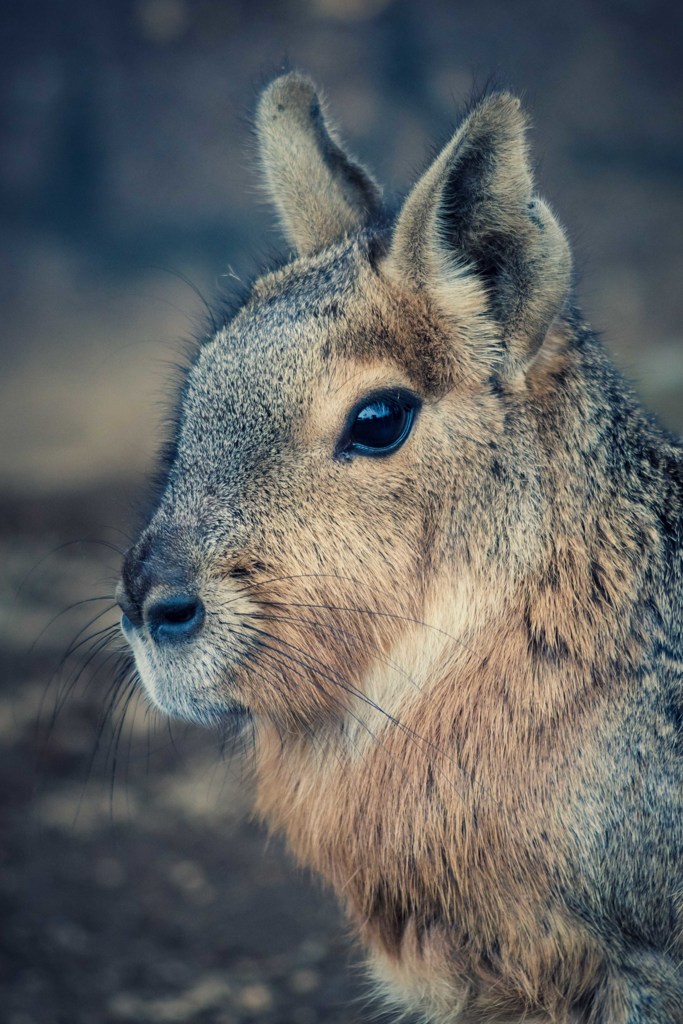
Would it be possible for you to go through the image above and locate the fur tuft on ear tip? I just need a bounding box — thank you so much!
[460,92,530,171]
[257,72,319,129]
[255,72,382,256]
[481,90,522,113]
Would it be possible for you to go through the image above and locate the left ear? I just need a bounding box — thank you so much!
[385,93,571,371]
[256,73,382,257]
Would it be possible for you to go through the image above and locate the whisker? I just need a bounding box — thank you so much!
[71,657,135,825]
[244,639,377,771]
[40,624,122,742]
[107,678,141,817]
[243,624,392,730]
[249,662,327,762]
[246,628,470,807]
[36,612,118,734]
[242,610,423,692]
[223,571,396,605]
[15,538,125,600]
[149,263,219,335]
[49,623,122,717]
[254,598,481,658]
[58,609,120,666]
[28,596,118,656]
[241,622,492,807]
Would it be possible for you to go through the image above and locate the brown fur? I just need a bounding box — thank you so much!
[118,74,683,1022]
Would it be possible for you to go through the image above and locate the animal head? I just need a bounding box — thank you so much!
[118,73,573,729]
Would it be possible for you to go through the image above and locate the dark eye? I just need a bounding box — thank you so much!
[338,389,419,458]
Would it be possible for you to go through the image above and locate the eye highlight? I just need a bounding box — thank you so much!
[336,389,420,459]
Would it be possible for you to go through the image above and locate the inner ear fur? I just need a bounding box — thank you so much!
[256,73,382,257]
[386,93,572,371]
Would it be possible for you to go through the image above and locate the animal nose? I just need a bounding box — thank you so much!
[118,528,204,639]
[144,593,205,643]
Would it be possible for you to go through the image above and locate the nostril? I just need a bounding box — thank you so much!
[145,594,205,643]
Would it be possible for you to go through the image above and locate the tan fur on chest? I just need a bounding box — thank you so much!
[253,589,611,1016]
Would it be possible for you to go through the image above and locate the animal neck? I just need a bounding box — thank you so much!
[251,587,571,916]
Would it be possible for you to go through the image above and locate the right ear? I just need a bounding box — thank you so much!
[256,73,382,257]
[385,93,571,371]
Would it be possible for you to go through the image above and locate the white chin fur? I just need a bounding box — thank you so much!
[121,620,242,726]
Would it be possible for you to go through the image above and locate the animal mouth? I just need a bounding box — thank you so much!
[119,612,250,726]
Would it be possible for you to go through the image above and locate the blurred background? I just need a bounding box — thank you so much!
[1,1,682,1022]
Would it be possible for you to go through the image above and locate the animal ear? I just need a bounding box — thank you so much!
[386,93,571,370]
[256,73,382,257]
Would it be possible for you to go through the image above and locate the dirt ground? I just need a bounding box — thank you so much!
[0,485,374,1024]
[1,2,682,1022]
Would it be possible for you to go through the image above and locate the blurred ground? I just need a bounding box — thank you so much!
[1,1,682,1022]
[1,487,371,1023]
